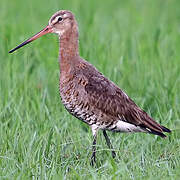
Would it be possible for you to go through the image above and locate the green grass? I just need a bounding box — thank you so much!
[0,0,180,179]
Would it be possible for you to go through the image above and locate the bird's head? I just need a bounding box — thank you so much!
[49,10,76,36]
[9,10,76,53]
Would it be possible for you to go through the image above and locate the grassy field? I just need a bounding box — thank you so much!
[0,0,180,179]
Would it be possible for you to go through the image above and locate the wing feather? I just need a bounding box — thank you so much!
[84,74,169,136]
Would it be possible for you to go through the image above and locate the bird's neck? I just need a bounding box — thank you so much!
[59,24,79,72]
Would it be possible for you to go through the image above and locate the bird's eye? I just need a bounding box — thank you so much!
[58,17,63,22]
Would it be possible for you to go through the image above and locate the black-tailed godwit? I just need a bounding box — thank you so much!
[9,10,171,166]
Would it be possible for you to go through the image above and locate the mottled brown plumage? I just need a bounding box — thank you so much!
[9,10,171,166]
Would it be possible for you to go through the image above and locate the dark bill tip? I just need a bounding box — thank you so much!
[9,40,31,53]
[8,25,53,54]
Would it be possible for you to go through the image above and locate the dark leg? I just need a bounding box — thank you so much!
[90,134,97,166]
[103,130,116,158]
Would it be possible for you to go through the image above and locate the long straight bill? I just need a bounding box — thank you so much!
[9,25,53,53]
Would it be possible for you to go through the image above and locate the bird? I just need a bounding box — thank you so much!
[9,10,171,166]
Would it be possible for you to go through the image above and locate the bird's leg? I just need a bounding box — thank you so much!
[90,125,98,166]
[90,135,97,166]
[103,130,116,158]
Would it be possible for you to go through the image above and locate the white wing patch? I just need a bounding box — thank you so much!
[116,120,146,133]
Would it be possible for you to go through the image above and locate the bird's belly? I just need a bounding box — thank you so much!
[61,97,97,125]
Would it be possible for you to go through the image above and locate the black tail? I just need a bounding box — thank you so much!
[149,125,171,138]
[161,125,171,133]
[149,129,167,138]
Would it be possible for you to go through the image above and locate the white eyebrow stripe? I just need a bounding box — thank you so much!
[50,13,69,25]
[52,16,61,24]
[63,14,68,18]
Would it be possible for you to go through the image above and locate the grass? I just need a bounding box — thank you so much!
[0,0,180,179]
